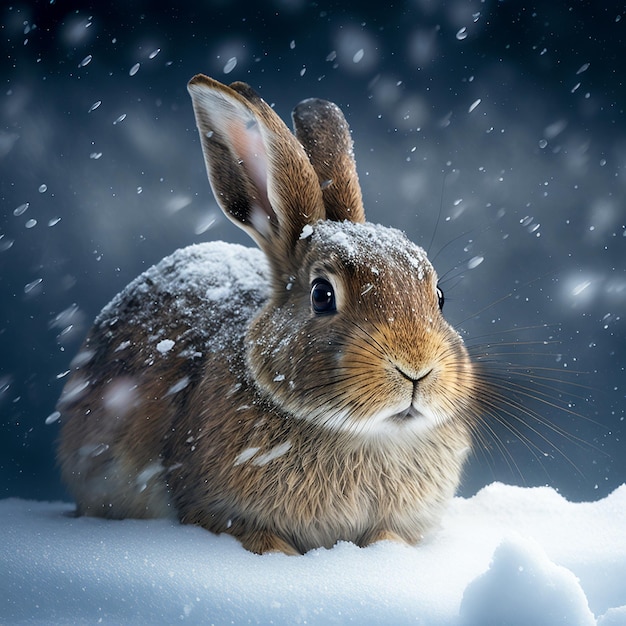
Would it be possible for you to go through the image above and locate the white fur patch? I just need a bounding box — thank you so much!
[310,403,450,440]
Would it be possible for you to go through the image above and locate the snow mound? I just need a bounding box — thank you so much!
[2,482,625,625]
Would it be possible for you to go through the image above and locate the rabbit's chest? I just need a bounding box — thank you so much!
[230,436,459,547]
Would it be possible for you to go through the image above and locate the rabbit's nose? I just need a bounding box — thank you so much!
[394,364,433,388]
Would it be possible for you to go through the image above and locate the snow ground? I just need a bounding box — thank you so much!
[2,482,625,625]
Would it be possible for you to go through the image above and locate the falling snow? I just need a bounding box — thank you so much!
[1,8,624,623]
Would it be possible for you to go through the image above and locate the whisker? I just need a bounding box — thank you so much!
[426,172,447,257]
[465,324,562,343]
[470,406,542,485]
[455,269,558,328]
[477,366,597,431]
[473,384,587,479]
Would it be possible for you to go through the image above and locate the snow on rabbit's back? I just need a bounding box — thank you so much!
[56,75,478,555]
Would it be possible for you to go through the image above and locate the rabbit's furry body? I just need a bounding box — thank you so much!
[57,76,476,554]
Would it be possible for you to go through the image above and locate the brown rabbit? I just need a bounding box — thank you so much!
[56,75,477,554]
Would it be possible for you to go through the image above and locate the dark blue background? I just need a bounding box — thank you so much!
[1,0,624,503]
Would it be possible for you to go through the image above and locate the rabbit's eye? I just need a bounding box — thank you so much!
[436,285,445,310]
[311,279,336,314]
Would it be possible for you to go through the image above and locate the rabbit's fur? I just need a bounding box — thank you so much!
[57,75,477,554]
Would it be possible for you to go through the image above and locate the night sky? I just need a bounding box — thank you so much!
[1,0,624,503]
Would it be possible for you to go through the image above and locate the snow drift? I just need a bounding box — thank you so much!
[2,482,625,625]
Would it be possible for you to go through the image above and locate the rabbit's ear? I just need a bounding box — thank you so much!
[292,98,365,224]
[187,75,325,253]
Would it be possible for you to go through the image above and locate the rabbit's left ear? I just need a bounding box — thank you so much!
[187,75,325,256]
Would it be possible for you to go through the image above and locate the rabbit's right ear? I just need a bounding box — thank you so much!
[187,75,325,256]
[292,98,365,224]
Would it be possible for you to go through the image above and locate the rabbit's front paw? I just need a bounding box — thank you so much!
[238,529,300,555]
[361,529,414,548]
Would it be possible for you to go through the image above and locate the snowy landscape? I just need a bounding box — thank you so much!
[1,1,625,624]
[3,482,626,624]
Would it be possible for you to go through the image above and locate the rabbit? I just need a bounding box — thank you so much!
[56,74,478,555]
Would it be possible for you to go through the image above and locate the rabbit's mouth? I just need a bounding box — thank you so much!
[390,405,425,421]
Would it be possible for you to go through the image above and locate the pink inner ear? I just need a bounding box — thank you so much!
[228,117,277,228]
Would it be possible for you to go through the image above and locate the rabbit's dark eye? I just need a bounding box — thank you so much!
[311,279,336,314]
[436,285,445,310]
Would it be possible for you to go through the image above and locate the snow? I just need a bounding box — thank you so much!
[166,376,191,396]
[155,338,175,354]
[250,441,293,466]
[2,483,625,625]
[313,220,429,278]
[299,223,314,239]
[461,539,596,626]
[94,241,270,358]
